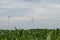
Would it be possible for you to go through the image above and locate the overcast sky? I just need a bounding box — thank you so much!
[0,0,60,29]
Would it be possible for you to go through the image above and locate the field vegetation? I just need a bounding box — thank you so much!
[0,28,60,40]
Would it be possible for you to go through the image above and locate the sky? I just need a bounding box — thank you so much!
[0,0,60,29]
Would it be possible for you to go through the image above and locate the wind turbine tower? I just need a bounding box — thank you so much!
[8,16,10,27]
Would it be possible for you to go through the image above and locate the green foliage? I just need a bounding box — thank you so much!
[0,29,60,40]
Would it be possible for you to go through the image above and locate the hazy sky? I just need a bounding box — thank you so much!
[0,0,60,29]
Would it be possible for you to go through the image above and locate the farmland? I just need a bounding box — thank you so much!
[0,28,60,40]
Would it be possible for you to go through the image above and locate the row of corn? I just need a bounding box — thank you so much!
[0,29,60,40]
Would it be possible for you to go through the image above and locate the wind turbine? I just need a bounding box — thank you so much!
[31,18,34,29]
[8,16,10,27]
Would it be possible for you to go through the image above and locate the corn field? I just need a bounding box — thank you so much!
[0,28,60,40]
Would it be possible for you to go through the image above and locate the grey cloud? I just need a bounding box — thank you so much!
[0,8,32,16]
[23,0,40,3]
[40,0,60,4]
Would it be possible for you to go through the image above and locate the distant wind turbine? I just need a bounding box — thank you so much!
[31,18,34,28]
[8,16,10,27]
